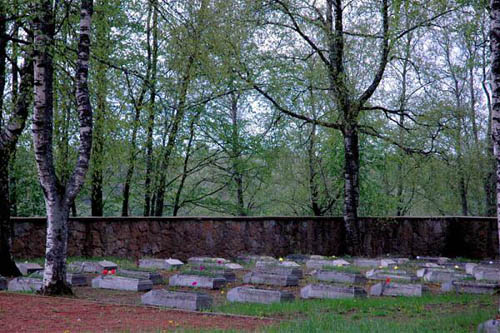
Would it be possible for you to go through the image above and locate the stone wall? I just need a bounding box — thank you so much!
[11,216,498,260]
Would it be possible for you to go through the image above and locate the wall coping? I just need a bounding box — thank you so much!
[11,216,496,223]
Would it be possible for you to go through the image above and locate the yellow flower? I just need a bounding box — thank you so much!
[221,290,225,294]
[394,266,399,270]
[168,320,174,324]
[279,257,284,262]
[454,265,459,269]
[378,265,383,269]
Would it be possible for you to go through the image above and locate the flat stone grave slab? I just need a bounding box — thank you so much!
[188,257,228,265]
[465,263,478,274]
[441,281,499,295]
[138,258,184,270]
[305,259,350,269]
[480,260,500,265]
[0,276,7,290]
[66,273,88,286]
[142,289,213,311]
[254,264,303,279]
[417,268,456,278]
[26,270,88,286]
[224,263,244,270]
[68,260,117,273]
[366,269,417,282]
[236,255,277,264]
[16,263,43,276]
[415,256,449,265]
[418,262,442,268]
[8,277,43,292]
[423,270,470,283]
[169,274,226,289]
[301,283,366,299]
[392,258,410,265]
[314,270,366,284]
[369,282,422,297]
[185,265,237,282]
[92,275,153,291]
[474,268,500,282]
[243,271,298,286]
[478,319,500,333]
[353,258,382,267]
[227,286,294,304]
[118,269,164,285]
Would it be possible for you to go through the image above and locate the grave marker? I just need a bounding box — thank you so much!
[314,270,366,284]
[118,269,164,284]
[243,272,298,286]
[301,284,366,299]
[8,277,43,292]
[169,274,226,289]
[369,282,422,297]
[227,286,294,304]
[91,275,153,291]
[15,263,43,276]
[142,290,213,311]
[423,270,469,283]
[138,258,184,270]
[441,281,499,295]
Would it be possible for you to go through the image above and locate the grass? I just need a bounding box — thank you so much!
[210,294,496,332]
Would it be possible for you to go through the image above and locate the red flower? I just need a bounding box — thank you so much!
[192,281,198,286]
[111,269,116,275]
[200,266,205,271]
[102,269,109,275]
[385,278,391,284]
[217,260,222,264]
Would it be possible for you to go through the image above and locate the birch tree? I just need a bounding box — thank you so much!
[33,0,93,295]
[491,0,500,255]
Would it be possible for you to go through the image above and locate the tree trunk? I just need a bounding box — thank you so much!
[230,93,246,216]
[33,0,93,295]
[308,122,322,216]
[343,125,360,255]
[154,56,194,216]
[144,0,159,216]
[490,0,500,256]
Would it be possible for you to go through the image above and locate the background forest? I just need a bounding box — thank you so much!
[1,0,494,218]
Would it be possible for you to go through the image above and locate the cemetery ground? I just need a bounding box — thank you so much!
[0,256,498,332]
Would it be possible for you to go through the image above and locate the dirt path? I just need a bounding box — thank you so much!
[0,292,275,332]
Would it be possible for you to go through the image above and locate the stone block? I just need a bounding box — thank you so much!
[441,281,499,295]
[142,290,212,311]
[66,273,88,286]
[478,319,500,333]
[118,269,164,285]
[227,286,294,304]
[169,274,226,289]
[305,259,350,270]
[138,258,184,270]
[225,263,244,270]
[243,272,298,286]
[353,258,381,267]
[15,263,43,276]
[366,270,418,282]
[68,260,117,273]
[0,276,7,290]
[255,265,303,279]
[188,257,228,265]
[314,270,366,284]
[236,255,276,264]
[474,267,500,282]
[91,275,153,291]
[415,256,449,265]
[8,277,43,292]
[466,263,478,275]
[369,282,422,297]
[417,268,456,278]
[423,271,470,283]
[301,283,366,299]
